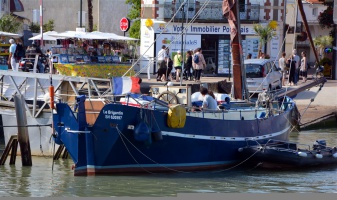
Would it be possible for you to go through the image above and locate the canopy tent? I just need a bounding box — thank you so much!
[48,31,108,40]
[49,31,138,41]
[89,31,138,41]
[28,31,65,41]
[0,31,21,38]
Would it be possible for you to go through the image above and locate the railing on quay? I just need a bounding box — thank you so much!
[163,2,260,23]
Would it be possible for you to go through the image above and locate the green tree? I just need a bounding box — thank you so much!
[313,35,333,58]
[43,20,55,31]
[125,0,140,41]
[317,0,335,38]
[253,21,277,57]
[0,14,22,33]
[29,22,40,33]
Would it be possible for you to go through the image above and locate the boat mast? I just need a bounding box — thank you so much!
[222,0,248,100]
[296,0,320,64]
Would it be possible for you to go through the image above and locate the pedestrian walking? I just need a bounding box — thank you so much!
[286,55,296,86]
[173,50,182,82]
[156,45,167,80]
[192,48,206,82]
[300,51,308,83]
[184,50,193,81]
[8,39,17,71]
[291,49,300,85]
[279,52,287,86]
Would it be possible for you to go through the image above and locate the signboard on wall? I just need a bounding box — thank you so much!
[155,33,201,57]
[154,23,257,35]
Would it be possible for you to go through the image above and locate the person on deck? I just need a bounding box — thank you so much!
[200,87,218,110]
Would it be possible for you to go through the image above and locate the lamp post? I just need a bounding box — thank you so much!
[80,0,82,27]
[179,0,186,86]
[40,0,43,46]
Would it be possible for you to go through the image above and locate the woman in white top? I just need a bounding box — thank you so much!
[300,51,307,82]
[278,52,287,86]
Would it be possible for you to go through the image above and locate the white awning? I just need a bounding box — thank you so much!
[28,31,65,41]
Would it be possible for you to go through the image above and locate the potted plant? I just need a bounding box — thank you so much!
[313,35,333,58]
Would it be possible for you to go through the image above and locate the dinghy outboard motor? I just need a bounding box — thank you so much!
[313,140,326,150]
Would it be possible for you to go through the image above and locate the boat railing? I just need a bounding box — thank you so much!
[118,94,291,121]
[163,2,260,22]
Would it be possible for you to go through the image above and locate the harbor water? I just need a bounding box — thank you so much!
[0,128,336,197]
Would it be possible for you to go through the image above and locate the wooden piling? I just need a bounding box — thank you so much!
[14,95,32,166]
[0,135,18,165]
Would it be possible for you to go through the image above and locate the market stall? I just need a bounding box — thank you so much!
[44,31,138,77]
[0,31,21,70]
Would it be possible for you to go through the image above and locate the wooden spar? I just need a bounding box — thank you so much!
[297,0,320,64]
[222,0,248,100]
[14,95,32,166]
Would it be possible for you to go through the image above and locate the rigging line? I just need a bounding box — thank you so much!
[134,1,211,77]
[115,127,156,174]
[145,0,211,74]
[212,147,262,173]
[248,25,290,99]
[115,126,191,174]
[122,0,193,76]
[0,124,52,128]
[123,0,213,77]
[297,82,325,125]
[248,2,295,99]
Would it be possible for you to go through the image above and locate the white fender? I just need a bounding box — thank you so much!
[315,154,323,159]
[297,152,307,157]
[333,153,337,158]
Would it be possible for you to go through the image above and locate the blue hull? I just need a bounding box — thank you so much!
[53,96,296,176]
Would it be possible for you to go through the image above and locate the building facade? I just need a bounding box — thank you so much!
[11,0,130,35]
[285,0,331,69]
[140,0,286,76]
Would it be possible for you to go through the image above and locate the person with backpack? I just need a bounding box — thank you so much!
[192,48,206,82]
[14,38,25,62]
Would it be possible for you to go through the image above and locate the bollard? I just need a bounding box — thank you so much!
[14,95,32,166]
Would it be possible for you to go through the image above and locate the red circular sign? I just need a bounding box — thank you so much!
[120,17,130,32]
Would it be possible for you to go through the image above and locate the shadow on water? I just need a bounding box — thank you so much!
[0,128,336,196]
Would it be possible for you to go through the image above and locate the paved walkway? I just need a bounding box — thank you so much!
[139,74,336,107]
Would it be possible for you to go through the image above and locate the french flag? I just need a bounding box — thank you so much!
[112,77,141,95]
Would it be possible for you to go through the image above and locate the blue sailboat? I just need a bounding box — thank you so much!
[51,1,299,176]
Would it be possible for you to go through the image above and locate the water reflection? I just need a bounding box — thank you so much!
[0,128,336,197]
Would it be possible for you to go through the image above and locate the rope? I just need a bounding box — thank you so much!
[212,147,262,173]
[0,124,52,128]
[115,126,191,174]
[297,82,325,126]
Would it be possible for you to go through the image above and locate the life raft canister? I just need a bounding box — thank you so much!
[167,104,186,128]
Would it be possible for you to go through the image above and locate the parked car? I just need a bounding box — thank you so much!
[244,59,282,93]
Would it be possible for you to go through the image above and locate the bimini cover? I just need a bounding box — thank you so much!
[167,104,186,128]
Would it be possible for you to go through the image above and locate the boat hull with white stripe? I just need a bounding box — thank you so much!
[52,95,297,176]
